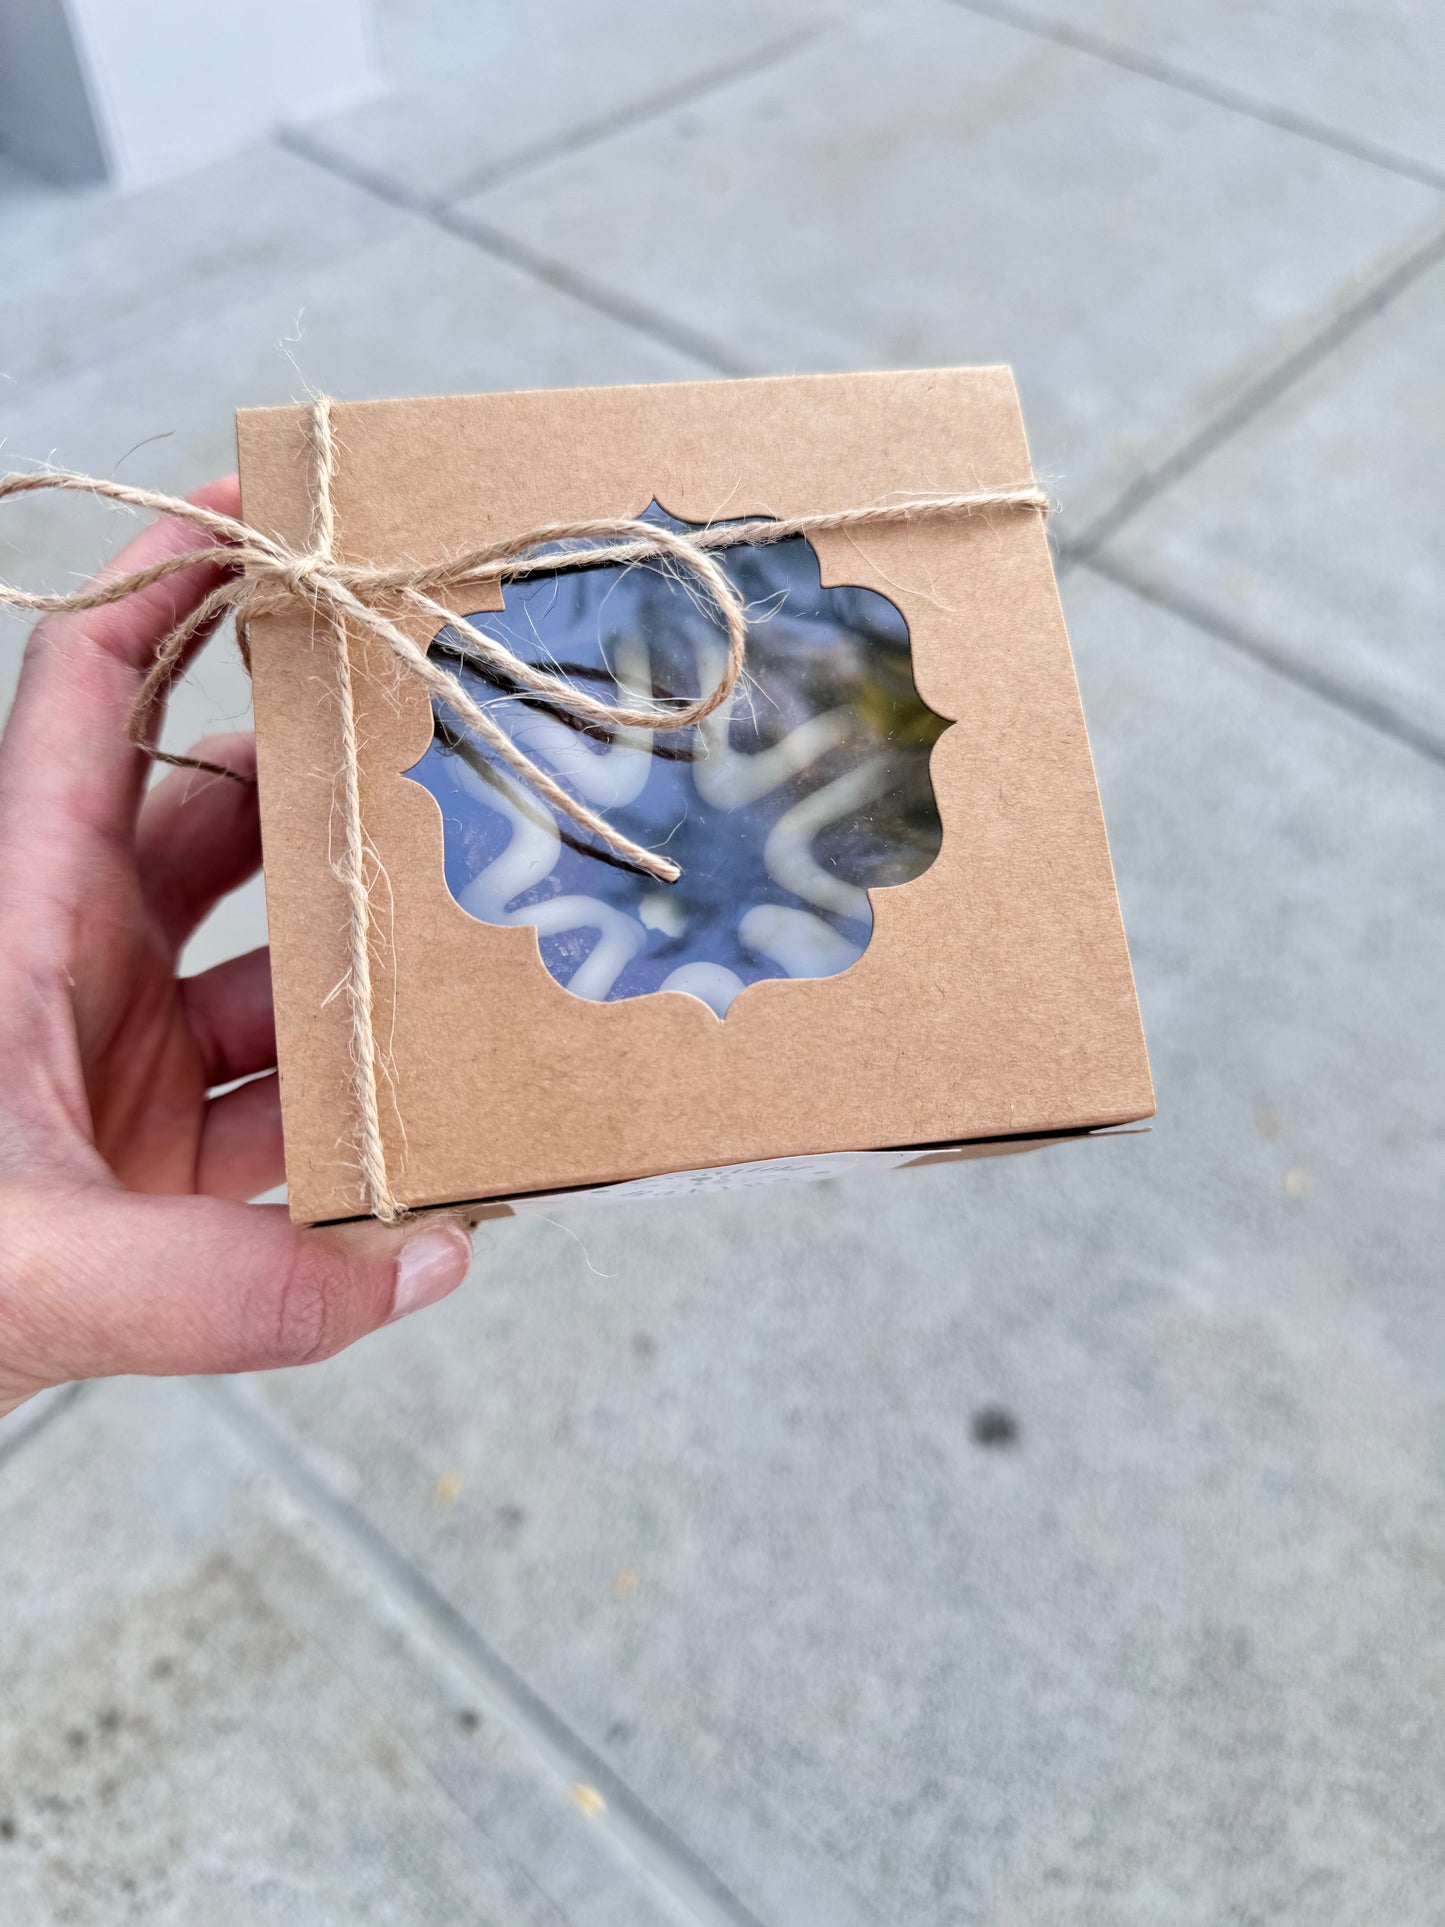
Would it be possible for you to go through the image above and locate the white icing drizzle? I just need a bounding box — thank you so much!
[502,633,656,807]
[526,894,648,1001]
[690,635,854,808]
[738,904,863,979]
[658,960,747,1016]
[454,757,560,911]
[762,755,892,922]
[443,624,894,1007]
[454,742,648,1002]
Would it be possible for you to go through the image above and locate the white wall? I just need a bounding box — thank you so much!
[0,0,382,188]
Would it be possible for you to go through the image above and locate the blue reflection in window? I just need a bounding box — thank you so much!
[405,505,946,1015]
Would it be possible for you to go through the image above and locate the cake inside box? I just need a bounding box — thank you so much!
[405,504,948,1017]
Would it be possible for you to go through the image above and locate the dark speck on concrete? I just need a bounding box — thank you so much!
[65,1726,88,1754]
[96,1707,122,1736]
[0,1815,16,1842]
[456,1708,481,1734]
[631,1332,657,1361]
[971,1405,1021,1448]
[149,1656,175,1681]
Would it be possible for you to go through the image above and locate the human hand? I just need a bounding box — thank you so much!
[0,478,471,1416]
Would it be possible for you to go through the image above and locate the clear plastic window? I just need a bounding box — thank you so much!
[406,505,947,1016]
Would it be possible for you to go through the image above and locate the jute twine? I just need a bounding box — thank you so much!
[0,396,1049,1221]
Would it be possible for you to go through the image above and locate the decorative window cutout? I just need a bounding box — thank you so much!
[405,503,948,1017]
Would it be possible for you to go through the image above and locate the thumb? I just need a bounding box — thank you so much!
[0,1187,472,1394]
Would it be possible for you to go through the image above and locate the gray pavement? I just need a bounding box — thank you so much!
[2,3,1443,1921]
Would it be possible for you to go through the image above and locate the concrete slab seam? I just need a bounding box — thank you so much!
[274,127,746,376]
[440,25,830,204]
[1064,219,1445,560]
[947,0,1445,193]
[195,1376,770,1927]
[1085,549,1445,776]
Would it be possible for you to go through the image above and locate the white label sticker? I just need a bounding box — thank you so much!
[501,1147,921,1215]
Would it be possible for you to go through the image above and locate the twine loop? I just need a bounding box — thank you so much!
[1,396,1049,1222]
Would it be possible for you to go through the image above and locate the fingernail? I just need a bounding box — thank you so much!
[389,1224,471,1323]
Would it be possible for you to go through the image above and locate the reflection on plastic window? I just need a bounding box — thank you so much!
[405,504,947,1017]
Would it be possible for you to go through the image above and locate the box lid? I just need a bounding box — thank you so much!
[237,368,1153,1222]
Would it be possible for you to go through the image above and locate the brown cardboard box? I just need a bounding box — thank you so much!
[237,368,1152,1224]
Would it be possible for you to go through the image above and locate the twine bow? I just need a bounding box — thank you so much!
[1,395,1049,1221]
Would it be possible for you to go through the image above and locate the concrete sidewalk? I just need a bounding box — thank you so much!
[2,3,1443,1921]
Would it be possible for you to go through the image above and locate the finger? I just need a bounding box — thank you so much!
[182,947,275,1087]
[0,1187,473,1390]
[0,477,242,856]
[137,733,260,951]
[195,1073,284,1201]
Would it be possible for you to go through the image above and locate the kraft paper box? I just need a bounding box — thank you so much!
[236,369,1153,1224]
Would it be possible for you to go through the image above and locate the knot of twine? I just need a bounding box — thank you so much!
[1,396,1049,1223]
